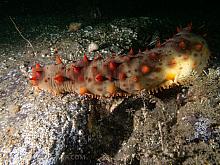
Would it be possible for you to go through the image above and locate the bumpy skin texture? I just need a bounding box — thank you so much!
[30,29,210,97]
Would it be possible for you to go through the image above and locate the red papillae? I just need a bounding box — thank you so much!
[176,27,181,33]
[179,41,186,49]
[94,55,102,60]
[148,52,159,61]
[167,59,177,67]
[109,61,118,71]
[92,66,98,73]
[195,43,203,51]
[132,76,139,82]
[128,48,134,55]
[156,40,161,48]
[31,67,36,73]
[83,54,89,63]
[30,76,37,81]
[36,63,41,69]
[35,63,42,72]
[141,65,150,74]
[72,66,81,74]
[30,64,42,82]
[95,73,103,82]
[30,76,38,86]
[187,22,192,32]
[123,56,130,62]
[54,74,64,84]
[56,55,62,64]
[106,75,113,81]
[78,75,84,82]
[118,72,126,80]
[35,71,41,78]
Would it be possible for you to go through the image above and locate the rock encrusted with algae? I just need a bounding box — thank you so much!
[0,89,90,164]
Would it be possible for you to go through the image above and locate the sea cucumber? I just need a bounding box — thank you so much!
[30,27,210,97]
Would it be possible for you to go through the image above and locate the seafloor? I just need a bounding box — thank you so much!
[0,15,220,164]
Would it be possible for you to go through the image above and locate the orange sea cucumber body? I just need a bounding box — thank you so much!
[30,29,210,97]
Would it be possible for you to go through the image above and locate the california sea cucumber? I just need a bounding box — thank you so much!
[30,27,210,97]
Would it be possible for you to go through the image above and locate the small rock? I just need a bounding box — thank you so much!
[8,104,21,114]
[68,22,82,32]
[87,42,99,52]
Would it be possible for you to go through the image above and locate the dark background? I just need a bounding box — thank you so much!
[0,0,219,56]
[0,0,218,19]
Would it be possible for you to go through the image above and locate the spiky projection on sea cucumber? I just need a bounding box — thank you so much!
[30,26,210,97]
